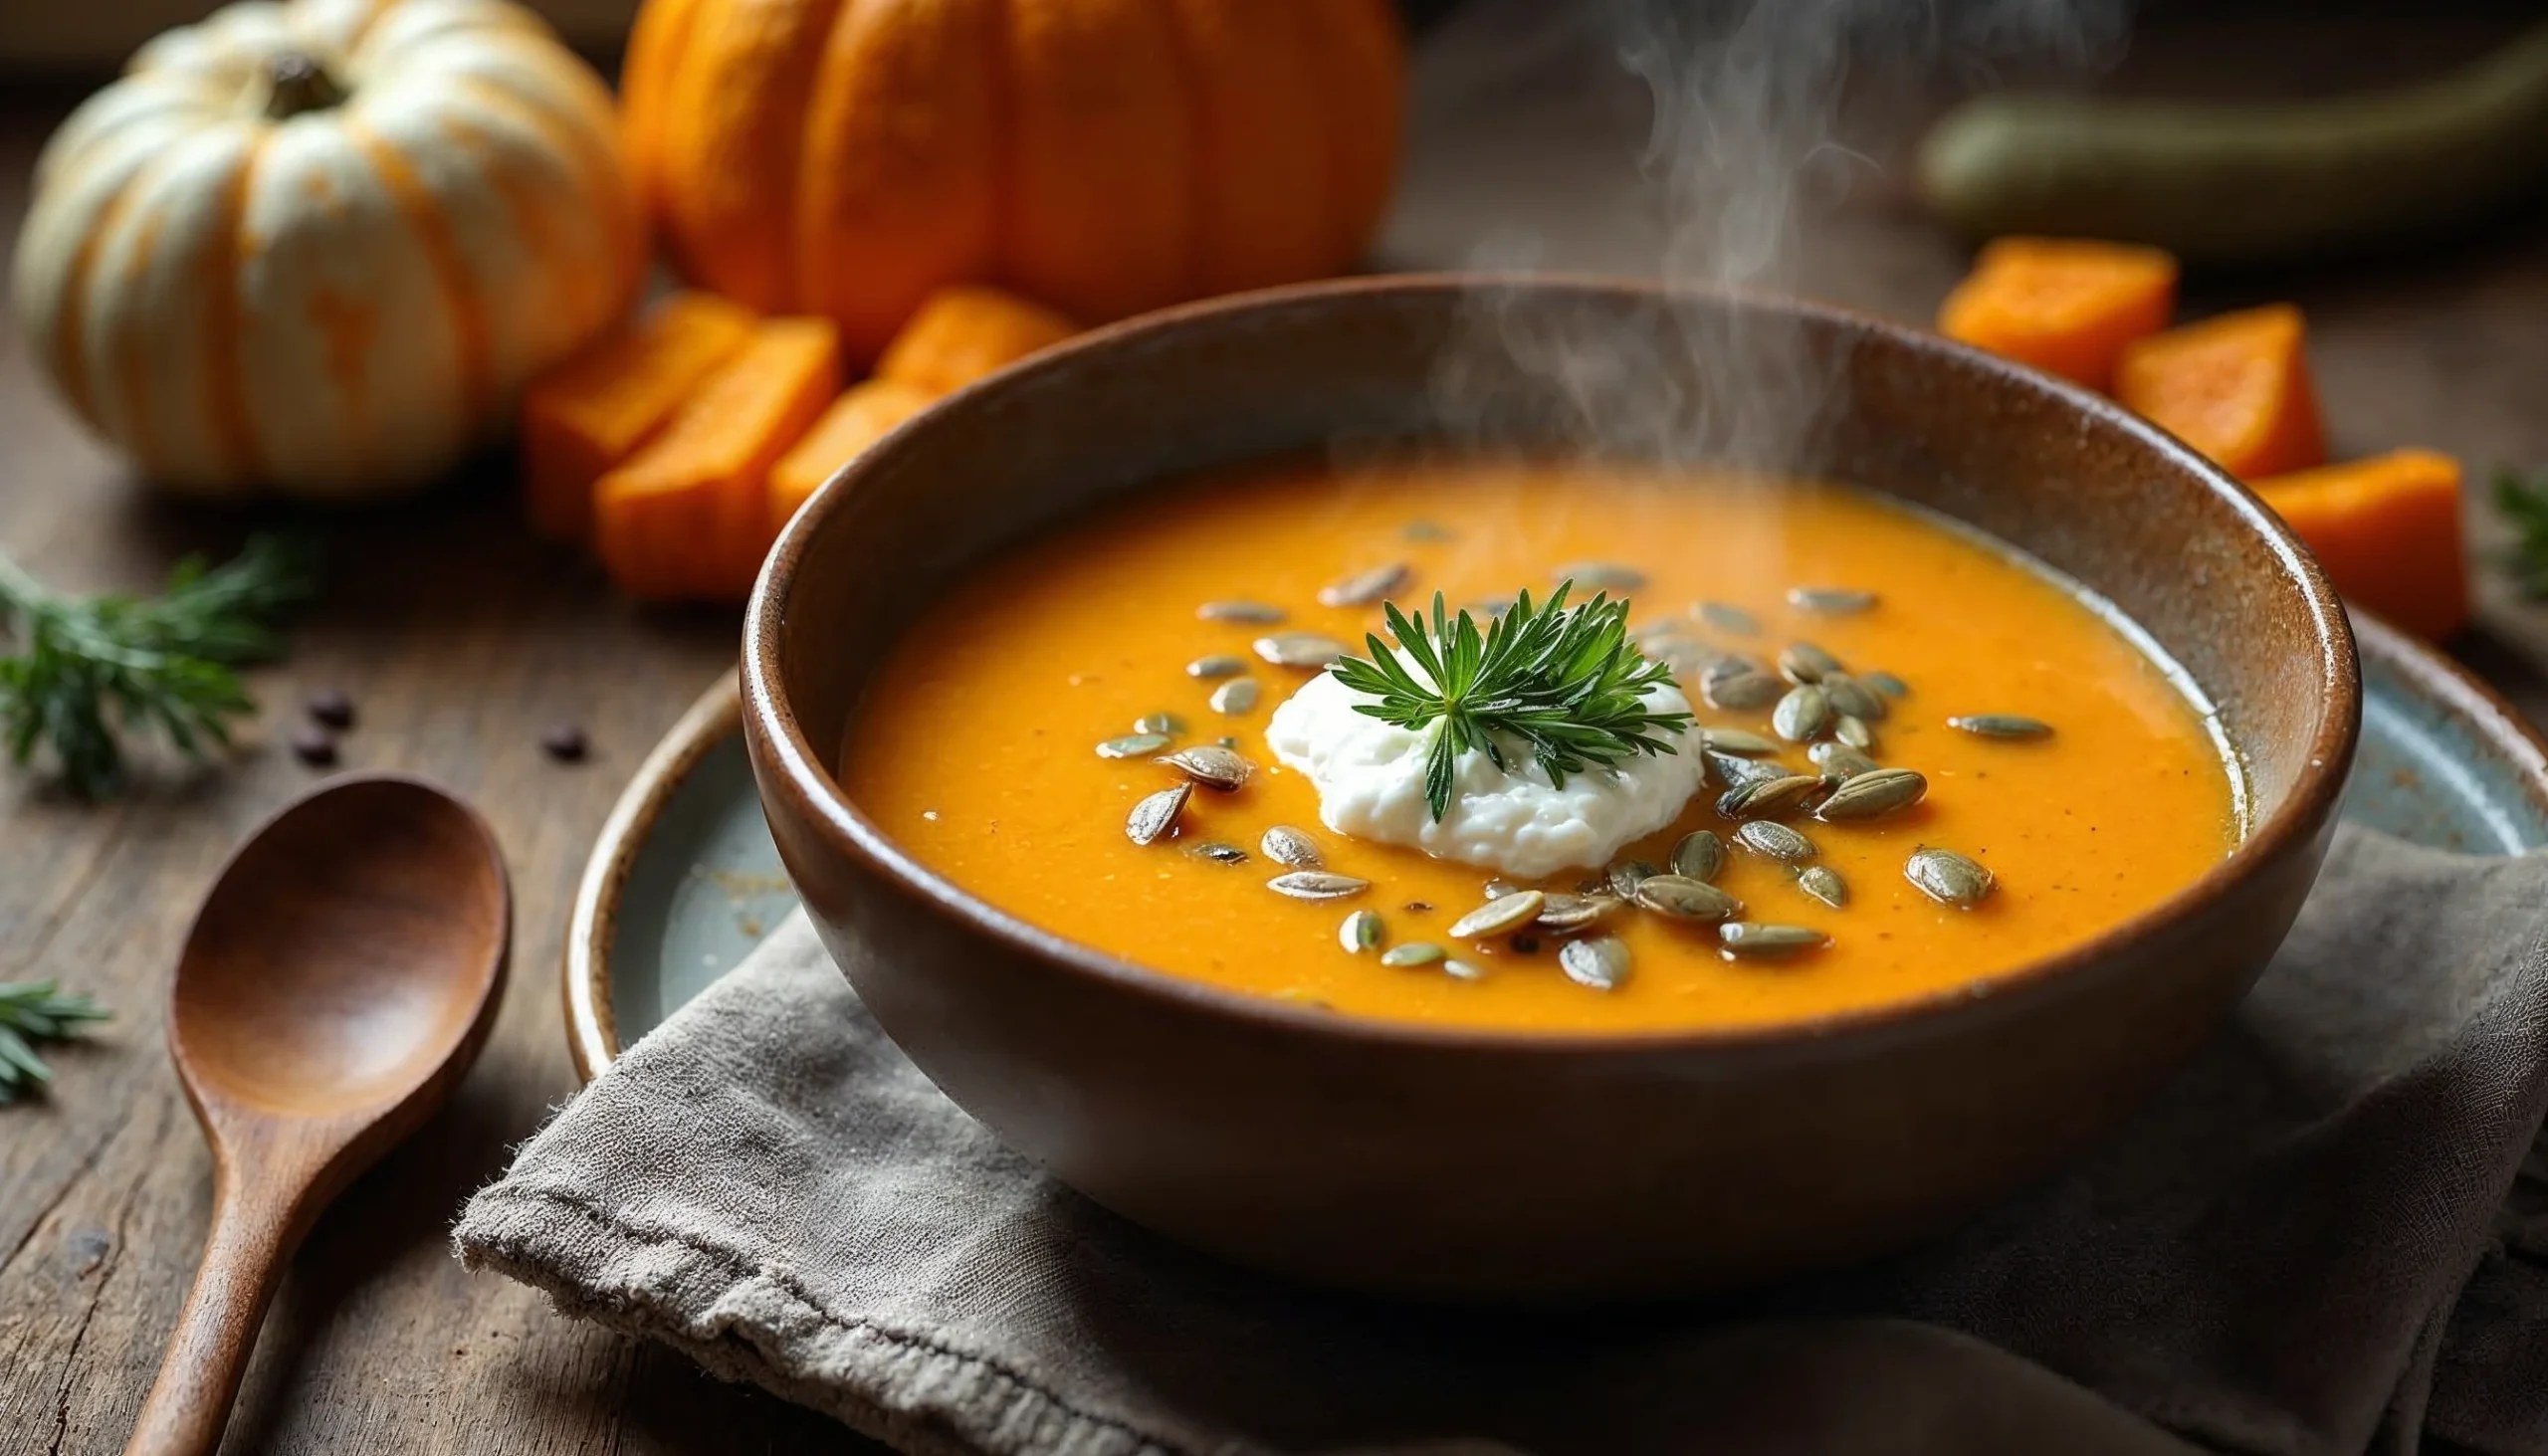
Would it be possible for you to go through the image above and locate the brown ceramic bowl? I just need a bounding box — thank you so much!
[742,276,2360,1302]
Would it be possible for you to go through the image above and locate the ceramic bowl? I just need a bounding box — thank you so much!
[742,276,2361,1302]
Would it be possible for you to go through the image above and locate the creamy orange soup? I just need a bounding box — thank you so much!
[845,456,2239,1034]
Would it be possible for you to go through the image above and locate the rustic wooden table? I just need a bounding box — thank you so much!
[5,10,2547,1454]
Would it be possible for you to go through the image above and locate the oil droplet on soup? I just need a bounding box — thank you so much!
[843,456,2240,1034]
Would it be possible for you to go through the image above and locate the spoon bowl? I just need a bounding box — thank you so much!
[172,777,508,1116]
[127,774,509,1456]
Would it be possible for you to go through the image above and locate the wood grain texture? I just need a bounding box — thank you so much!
[5,10,2548,1453]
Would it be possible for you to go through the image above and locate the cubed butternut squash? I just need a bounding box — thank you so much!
[875,285,1077,396]
[521,293,758,540]
[1936,237,2178,391]
[2115,304,2326,479]
[769,379,937,528]
[593,317,842,602]
[2254,450,2468,641]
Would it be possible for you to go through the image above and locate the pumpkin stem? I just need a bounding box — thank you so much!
[263,53,348,120]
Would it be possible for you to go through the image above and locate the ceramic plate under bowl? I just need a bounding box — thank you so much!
[565,615,2548,1080]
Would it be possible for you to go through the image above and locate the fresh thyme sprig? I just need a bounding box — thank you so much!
[2496,466,2548,597]
[0,534,318,799]
[0,980,109,1105]
[1331,583,1695,822]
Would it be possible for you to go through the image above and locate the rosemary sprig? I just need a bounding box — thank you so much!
[0,534,318,799]
[0,980,109,1105]
[2496,466,2548,597]
[1331,583,1695,821]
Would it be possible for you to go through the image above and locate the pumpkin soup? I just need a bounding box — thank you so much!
[844,455,2239,1034]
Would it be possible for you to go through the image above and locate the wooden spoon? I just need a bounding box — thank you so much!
[124,774,510,1456]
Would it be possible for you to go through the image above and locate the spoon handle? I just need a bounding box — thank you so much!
[123,1162,310,1456]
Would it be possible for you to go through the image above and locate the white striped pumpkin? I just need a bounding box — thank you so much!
[11,0,643,499]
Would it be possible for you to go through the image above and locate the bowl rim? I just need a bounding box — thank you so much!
[743,272,2363,1057]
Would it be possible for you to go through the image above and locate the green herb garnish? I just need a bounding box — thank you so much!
[0,534,318,799]
[2496,465,2548,596]
[1332,583,1695,822]
[0,981,109,1105]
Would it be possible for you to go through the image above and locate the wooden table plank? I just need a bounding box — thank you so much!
[3,11,2546,1455]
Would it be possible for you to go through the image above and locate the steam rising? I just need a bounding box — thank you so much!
[1429,0,2129,475]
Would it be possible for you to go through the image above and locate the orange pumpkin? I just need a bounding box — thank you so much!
[618,0,1405,362]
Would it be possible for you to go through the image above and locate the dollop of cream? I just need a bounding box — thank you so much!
[1264,671,1704,879]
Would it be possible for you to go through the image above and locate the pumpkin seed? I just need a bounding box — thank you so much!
[1557,561,1646,591]
[1134,711,1185,736]
[1798,865,1849,908]
[1736,820,1817,863]
[1820,675,1886,723]
[1718,773,1826,820]
[1449,891,1547,939]
[1808,741,1880,778]
[1380,942,1444,967]
[1340,909,1384,952]
[1319,561,1412,607]
[1704,670,1785,711]
[1787,586,1877,615]
[1631,874,1743,923]
[1157,744,1254,789]
[1862,669,1910,698]
[1779,641,1844,684]
[1703,728,1781,756]
[1702,749,1779,790]
[1949,714,2053,740]
[1906,847,1995,907]
[1098,732,1171,759]
[1268,871,1371,901]
[1260,825,1325,867]
[1534,893,1618,933]
[1773,685,1831,742]
[1701,653,1764,686]
[1443,957,1490,982]
[1186,653,1248,680]
[1719,922,1828,957]
[1605,859,1658,898]
[1124,784,1191,846]
[1834,715,1877,751]
[1199,600,1285,624]
[1559,936,1632,991]
[1254,632,1349,669]
[1817,767,1929,822]
[1640,632,1700,663]
[1217,735,1240,748]
[1188,841,1249,865]
[1671,829,1726,882]
[1403,520,1454,542]
[1209,678,1260,715]
[1697,600,1761,635]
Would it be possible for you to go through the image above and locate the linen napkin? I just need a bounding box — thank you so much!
[457,825,2548,1456]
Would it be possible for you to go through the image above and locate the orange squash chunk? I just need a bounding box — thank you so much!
[593,317,842,602]
[875,285,1077,396]
[1936,237,2177,391]
[769,379,937,526]
[2255,450,2468,641]
[521,293,758,541]
[2115,305,2327,479]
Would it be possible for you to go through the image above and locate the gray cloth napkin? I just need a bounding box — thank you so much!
[457,825,2548,1456]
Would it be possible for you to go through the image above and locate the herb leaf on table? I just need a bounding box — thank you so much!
[1332,583,1695,822]
[0,980,109,1105]
[0,534,318,799]
[2498,466,2548,597]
